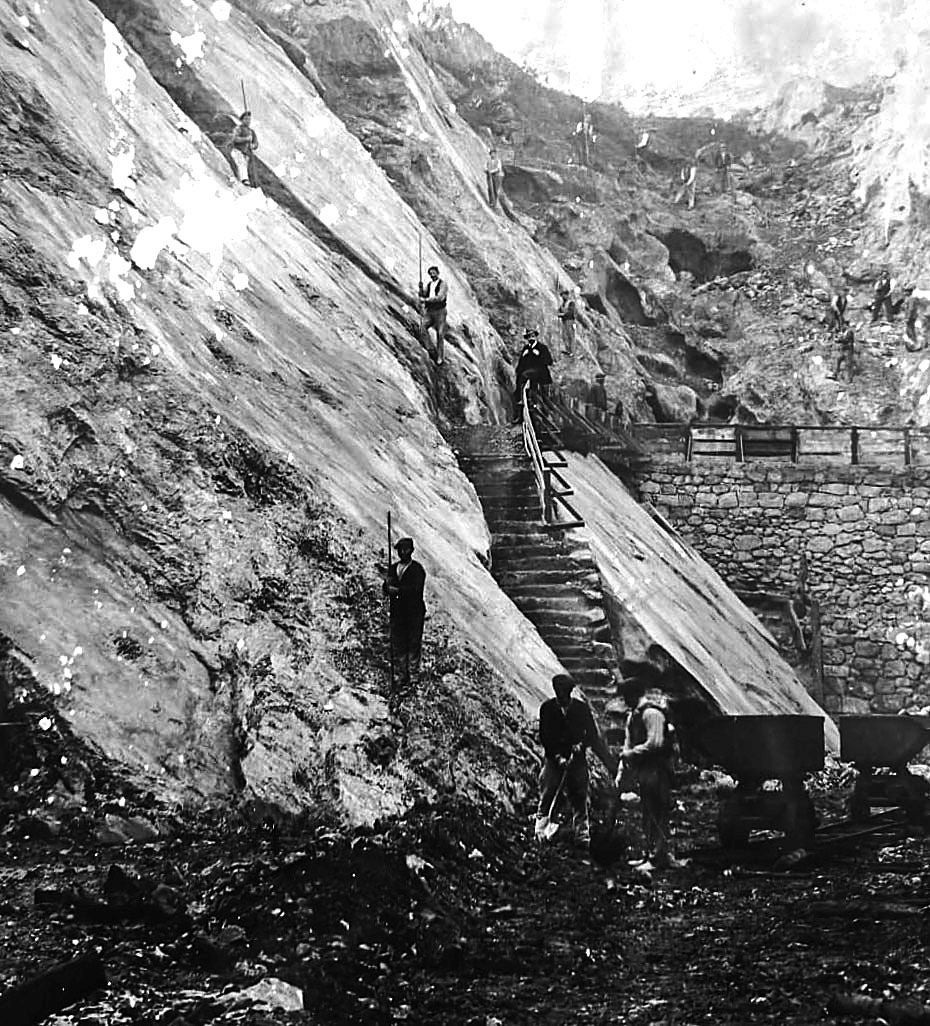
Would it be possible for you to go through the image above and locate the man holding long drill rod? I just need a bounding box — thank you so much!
[382,523,426,694]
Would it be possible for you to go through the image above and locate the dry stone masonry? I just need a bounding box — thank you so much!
[635,459,930,714]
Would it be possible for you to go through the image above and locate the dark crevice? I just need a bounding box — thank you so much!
[652,227,755,284]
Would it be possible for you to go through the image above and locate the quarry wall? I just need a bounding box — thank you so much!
[634,456,930,714]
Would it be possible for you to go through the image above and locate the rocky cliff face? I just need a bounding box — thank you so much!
[5,0,915,826]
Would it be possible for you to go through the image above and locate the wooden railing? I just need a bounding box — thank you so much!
[629,423,930,467]
[521,384,584,528]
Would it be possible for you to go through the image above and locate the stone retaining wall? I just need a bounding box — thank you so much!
[634,459,930,713]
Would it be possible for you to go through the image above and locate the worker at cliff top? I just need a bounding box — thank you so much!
[223,111,259,188]
[419,265,447,366]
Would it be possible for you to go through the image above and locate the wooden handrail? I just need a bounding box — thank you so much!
[521,384,584,528]
[628,422,930,466]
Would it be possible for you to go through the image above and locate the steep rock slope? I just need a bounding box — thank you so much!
[0,0,561,821]
[562,454,838,750]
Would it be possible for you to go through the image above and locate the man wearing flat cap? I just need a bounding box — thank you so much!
[383,536,427,689]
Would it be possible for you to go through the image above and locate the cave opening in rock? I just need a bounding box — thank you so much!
[662,228,754,284]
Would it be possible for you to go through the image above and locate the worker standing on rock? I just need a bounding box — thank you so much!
[557,288,577,355]
[714,143,733,193]
[512,328,553,423]
[383,537,426,692]
[871,270,894,324]
[674,160,697,209]
[419,265,448,366]
[634,127,651,171]
[485,146,504,207]
[828,289,848,332]
[835,326,856,382]
[616,648,687,873]
[535,674,616,850]
[223,111,259,188]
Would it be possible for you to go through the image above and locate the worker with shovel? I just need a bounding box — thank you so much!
[535,674,616,851]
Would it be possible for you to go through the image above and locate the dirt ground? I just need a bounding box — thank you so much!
[2,770,929,1026]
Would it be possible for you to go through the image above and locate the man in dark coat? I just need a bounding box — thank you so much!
[383,537,426,689]
[535,674,615,849]
[835,326,856,381]
[871,270,894,323]
[586,372,608,413]
[512,328,553,422]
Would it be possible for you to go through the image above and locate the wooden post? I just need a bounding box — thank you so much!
[904,427,912,467]
[809,599,824,707]
[851,427,860,465]
[790,426,799,463]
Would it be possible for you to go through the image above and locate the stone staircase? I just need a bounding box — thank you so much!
[450,427,619,708]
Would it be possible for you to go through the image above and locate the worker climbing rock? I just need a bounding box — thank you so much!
[382,537,426,692]
[835,326,856,382]
[828,289,848,332]
[871,270,894,324]
[557,288,577,355]
[223,111,259,188]
[616,646,688,873]
[674,160,697,209]
[535,674,616,850]
[418,265,448,366]
[512,328,553,423]
[485,146,504,207]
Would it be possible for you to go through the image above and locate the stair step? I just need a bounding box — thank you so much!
[503,578,602,596]
[556,644,616,663]
[482,502,544,515]
[497,569,601,587]
[493,553,598,571]
[539,623,613,642]
[513,597,604,614]
[522,608,609,626]
[490,532,554,546]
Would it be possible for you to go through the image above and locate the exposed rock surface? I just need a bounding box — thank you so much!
[5,0,930,825]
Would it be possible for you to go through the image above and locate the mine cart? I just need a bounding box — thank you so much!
[696,715,825,848]
[839,715,930,821]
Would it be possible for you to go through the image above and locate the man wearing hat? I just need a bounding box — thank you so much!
[383,537,427,690]
[418,265,448,365]
[586,372,608,414]
[512,328,553,423]
[536,673,616,849]
[557,288,578,354]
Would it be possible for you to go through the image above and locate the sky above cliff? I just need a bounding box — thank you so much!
[444,0,925,113]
